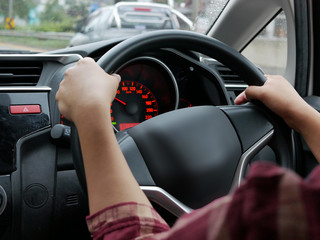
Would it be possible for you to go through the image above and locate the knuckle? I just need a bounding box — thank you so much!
[81,57,94,64]
[64,68,73,76]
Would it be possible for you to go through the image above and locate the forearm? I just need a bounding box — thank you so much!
[294,105,320,163]
[75,106,151,214]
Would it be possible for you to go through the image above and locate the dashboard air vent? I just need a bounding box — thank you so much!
[215,63,245,84]
[0,61,43,86]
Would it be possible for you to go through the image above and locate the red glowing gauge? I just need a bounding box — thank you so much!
[111,81,159,131]
[179,98,193,108]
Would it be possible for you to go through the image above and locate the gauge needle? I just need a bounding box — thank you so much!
[115,97,127,106]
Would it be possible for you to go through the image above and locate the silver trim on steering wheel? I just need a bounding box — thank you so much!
[141,186,192,217]
[140,130,274,218]
[0,185,7,215]
[231,130,275,189]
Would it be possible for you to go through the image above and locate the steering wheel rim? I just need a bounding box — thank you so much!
[98,30,266,86]
[71,30,295,216]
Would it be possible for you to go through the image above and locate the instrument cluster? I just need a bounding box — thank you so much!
[112,56,178,131]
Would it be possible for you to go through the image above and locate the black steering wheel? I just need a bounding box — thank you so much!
[71,30,295,217]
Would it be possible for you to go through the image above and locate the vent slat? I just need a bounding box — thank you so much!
[12,75,41,78]
[0,66,42,70]
[214,63,245,84]
[0,83,36,86]
[0,61,43,86]
[66,194,79,206]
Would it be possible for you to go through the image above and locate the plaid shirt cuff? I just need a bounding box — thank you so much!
[86,202,170,239]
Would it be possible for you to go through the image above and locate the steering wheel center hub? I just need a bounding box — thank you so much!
[127,106,242,208]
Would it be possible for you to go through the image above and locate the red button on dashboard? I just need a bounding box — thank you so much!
[10,105,41,115]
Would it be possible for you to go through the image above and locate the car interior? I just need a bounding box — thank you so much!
[0,0,319,239]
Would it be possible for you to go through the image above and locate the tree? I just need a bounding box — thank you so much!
[39,0,66,23]
[36,0,90,32]
[66,0,89,18]
[0,0,35,19]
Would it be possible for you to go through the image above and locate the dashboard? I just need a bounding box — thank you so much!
[0,38,247,239]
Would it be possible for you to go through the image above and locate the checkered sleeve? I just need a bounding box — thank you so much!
[86,162,320,240]
[86,202,170,240]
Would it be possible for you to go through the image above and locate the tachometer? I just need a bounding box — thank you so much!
[111,81,159,131]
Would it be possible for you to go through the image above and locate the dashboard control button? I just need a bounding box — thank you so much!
[10,105,41,115]
[50,124,71,147]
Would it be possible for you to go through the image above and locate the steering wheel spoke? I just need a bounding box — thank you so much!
[230,130,274,189]
[141,186,192,217]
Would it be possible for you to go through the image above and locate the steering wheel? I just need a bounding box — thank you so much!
[71,30,295,217]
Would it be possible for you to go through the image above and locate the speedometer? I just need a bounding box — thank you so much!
[111,80,159,131]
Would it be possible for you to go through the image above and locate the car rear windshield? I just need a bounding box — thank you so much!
[117,5,173,30]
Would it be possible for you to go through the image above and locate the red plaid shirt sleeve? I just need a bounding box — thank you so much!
[86,162,320,240]
[86,202,170,239]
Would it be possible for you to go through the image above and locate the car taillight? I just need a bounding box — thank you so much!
[134,7,151,12]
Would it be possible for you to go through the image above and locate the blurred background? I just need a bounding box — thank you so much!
[0,0,287,74]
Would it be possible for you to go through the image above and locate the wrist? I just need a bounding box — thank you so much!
[286,103,318,134]
[73,103,111,129]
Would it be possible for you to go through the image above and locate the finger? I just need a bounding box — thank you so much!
[83,57,95,62]
[234,91,248,105]
[79,57,95,65]
[55,79,65,101]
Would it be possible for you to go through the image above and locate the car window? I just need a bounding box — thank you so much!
[242,11,288,75]
[83,11,102,33]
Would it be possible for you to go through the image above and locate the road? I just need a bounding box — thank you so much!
[0,42,48,52]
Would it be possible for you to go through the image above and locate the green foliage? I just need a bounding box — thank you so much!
[0,23,6,30]
[35,0,81,32]
[0,0,35,19]
[39,0,66,23]
[66,0,89,18]
[0,35,69,51]
[0,0,89,32]
[31,18,74,32]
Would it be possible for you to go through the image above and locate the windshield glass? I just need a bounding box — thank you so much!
[0,0,228,52]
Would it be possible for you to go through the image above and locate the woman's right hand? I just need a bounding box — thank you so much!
[235,75,320,163]
[235,75,311,133]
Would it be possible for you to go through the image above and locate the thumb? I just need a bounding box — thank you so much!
[111,73,121,83]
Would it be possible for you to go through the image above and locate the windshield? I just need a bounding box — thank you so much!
[0,0,228,52]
